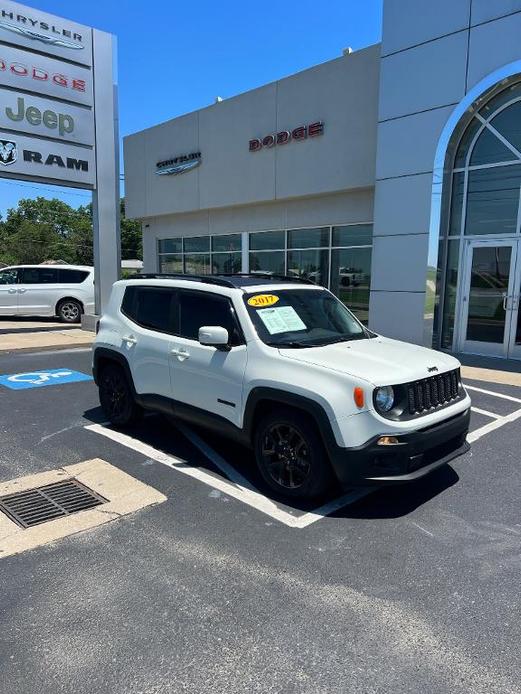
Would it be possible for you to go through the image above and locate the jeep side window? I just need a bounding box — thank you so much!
[178,291,243,346]
[121,286,176,334]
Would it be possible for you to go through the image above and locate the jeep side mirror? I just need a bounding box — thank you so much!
[198,326,229,349]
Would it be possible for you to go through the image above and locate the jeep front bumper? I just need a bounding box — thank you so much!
[330,408,471,487]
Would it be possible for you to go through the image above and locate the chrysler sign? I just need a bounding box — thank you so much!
[249,121,324,151]
[156,151,201,176]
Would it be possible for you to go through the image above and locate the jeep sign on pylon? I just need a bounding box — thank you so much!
[0,1,120,315]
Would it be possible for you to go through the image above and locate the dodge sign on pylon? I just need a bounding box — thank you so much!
[0,1,120,314]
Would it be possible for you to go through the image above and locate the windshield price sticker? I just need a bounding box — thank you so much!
[257,306,307,335]
[247,294,279,308]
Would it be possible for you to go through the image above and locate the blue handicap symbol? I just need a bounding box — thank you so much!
[0,368,93,390]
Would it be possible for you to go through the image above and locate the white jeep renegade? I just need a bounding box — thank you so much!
[93,273,471,500]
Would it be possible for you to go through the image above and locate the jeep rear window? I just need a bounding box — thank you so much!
[243,288,369,348]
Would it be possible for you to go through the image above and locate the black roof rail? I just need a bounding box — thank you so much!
[218,273,315,285]
[128,273,236,288]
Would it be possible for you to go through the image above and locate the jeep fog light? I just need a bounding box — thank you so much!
[377,436,400,446]
[375,385,394,413]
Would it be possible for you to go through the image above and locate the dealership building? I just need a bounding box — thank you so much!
[124,0,521,361]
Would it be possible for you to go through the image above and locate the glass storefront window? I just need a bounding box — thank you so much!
[288,227,329,249]
[454,117,481,169]
[249,230,285,250]
[249,250,285,275]
[330,248,372,325]
[185,254,211,275]
[441,240,460,349]
[490,100,521,154]
[184,236,210,253]
[465,164,521,236]
[470,127,516,166]
[448,172,465,236]
[287,249,329,286]
[212,252,241,274]
[158,254,183,273]
[332,224,372,247]
[212,234,241,252]
[158,238,182,254]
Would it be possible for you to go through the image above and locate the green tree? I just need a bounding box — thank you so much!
[120,198,142,260]
[0,196,141,266]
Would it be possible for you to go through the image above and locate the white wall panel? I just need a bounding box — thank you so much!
[382,0,470,56]
[369,291,427,344]
[471,0,521,25]
[376,105,453,179]
[467,11,521,89]
[370,234,428,292]
[379,32,467,121]
[373,173,432,236]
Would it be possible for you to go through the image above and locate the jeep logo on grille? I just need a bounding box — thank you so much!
[427,366,438,373]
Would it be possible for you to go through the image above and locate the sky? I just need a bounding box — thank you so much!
[0,0,383,216]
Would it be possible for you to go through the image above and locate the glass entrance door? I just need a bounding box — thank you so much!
[507,248,521,359]
[460,240,519,358]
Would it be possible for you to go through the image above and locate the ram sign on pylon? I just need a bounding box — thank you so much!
[0,1,119,314]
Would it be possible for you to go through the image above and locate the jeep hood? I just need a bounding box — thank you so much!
[278,336,460,386]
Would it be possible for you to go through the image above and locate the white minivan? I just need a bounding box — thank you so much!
[0,264,94,323]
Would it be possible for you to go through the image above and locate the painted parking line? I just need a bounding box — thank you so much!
[464,381,521,443]
[470,406,502,420]
[0,368,92,390]
[85,423,372,529]
[465,383,521,404]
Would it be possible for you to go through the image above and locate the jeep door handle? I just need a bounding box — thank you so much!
[123,335,137,345]
[17,288,27,293]
[8,288,17,294]
[171,347,190,360]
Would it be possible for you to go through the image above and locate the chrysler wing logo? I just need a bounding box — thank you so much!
[0,139,17,166]
[156,152,201,176]
[0,20,84,50]
[427,366,438,373]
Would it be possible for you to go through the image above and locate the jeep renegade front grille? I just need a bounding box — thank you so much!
[407,369,460,416]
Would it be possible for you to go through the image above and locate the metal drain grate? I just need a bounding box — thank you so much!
[0,479,107,528]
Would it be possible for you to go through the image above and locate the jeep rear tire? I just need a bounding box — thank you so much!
[254,408,333,500]
[98,363,142,427]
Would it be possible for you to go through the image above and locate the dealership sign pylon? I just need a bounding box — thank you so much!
[0,0,119,315]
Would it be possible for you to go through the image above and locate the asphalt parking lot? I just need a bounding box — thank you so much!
[0,346,520,694]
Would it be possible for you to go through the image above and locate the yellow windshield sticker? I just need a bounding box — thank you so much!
[248,294,280,308]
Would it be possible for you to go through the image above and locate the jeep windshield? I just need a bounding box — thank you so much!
[243,288,371,348]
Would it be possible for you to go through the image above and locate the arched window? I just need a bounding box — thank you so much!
[438,81,521,348]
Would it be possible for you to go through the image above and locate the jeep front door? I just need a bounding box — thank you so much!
[170,290,247,427]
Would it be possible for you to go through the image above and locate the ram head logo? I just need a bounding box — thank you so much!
[0,140,17,166]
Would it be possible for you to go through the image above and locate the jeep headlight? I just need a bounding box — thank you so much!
[375,386,395,413]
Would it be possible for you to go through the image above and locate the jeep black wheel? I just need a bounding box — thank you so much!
[99,364,141,426]
[254,409,332,500]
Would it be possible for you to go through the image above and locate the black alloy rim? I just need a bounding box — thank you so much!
[101,372,127,418]
[261,423,311,489]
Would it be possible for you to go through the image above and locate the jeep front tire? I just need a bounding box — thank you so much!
[254,408,332,500]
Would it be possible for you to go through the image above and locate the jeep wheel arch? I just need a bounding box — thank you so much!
[243,387,339,455]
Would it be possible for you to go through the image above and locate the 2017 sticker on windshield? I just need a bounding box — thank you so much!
[247,294,279,308]
[257,306,307,335]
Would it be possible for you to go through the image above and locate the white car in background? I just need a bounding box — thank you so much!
[0,264,94,323]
